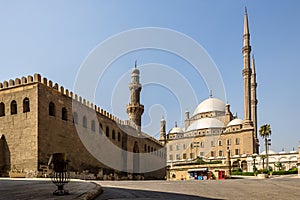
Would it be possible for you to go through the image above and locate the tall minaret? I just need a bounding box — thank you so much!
[242,8,253,127]
[126,61,144,132]
[159,117,167,146]
[251,55,259,153]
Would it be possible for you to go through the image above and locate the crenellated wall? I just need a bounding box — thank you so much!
[0,73,165,178]
[0,73,131,127]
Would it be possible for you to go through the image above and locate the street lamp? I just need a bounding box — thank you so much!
[267,138,271,170]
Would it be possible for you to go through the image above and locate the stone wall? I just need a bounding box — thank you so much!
[0,82,38,176]
[298,146,300,176]
[0,74,166,178]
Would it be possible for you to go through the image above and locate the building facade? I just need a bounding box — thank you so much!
[0,66,166,179]
[162,10,259,172]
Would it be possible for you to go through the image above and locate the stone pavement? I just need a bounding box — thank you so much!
[95,175,300,200]
[0,178,102,200]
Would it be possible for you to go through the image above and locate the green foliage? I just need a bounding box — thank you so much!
[275,162,283,170]
[173,157,222,167]
[231,171,255,176]
[259,124,272,138]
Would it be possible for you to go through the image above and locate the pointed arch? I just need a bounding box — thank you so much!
[91,120,95,132]
[106,126,109,137]
[62,107,67,121]
[83,116,87,128]
[23,97,30,113]
[133,141,140,175]
[49,102,55,116]
[0,102,5,117]
[73,112,78,124]
[10,100,17,115]
[112,130,116,140]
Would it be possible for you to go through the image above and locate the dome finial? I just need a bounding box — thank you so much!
[209,90,213,98]
[135,60,137,68]
[175,121,177,127]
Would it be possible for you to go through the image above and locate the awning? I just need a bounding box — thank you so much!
[187,168,208,172]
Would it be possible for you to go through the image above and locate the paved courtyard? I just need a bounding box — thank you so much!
[96,175,300,200]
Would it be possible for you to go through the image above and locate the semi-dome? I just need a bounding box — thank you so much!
[227,118,244,127]
[193,98,226,116]
[186,118,224,132]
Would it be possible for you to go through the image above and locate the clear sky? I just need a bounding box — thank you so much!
[0,0,299,153]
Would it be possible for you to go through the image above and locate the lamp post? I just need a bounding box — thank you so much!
[252,154,257,172]
[267,138,271,170]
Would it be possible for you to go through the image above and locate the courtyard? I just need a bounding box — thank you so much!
[96,175,300,199]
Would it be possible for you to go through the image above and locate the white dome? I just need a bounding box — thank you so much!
[169,127,184,134]
[260,150,277,155]
[193,98,225,116]
[227,118,244,127]
[186,118,224,132]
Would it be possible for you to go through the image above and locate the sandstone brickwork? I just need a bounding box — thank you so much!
[0,73,166,179]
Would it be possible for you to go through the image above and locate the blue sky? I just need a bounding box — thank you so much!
[0,0,299,153]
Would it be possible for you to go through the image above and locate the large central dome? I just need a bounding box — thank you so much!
[193,98,226,116]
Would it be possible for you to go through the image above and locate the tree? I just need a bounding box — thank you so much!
[275,162,282,171]
[259,124,272,170]
[260,155,266,169]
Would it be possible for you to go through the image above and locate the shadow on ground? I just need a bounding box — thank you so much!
[97,186,222,200]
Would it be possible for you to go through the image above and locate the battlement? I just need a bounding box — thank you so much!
[0,73,129,126]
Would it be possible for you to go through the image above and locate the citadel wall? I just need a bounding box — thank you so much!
[0,74,166,178]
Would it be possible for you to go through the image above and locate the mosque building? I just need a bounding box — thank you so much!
[160,9,259,170]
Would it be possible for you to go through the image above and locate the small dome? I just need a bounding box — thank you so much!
[169,127,184,134]
[227,118,244,127]
[193,98,225,116]
[186,118,224,132]
[260,150,277,155]
[132,67,140,75]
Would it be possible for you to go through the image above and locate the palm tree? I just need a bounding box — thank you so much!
[260,155,266,169]
[259,124,272,170]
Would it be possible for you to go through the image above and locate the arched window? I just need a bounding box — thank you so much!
[23,98,30,113]
[83,116,87,128]
[62,107,67,121]
[106,126,109,137]
[99,123,103,134]
[49,102,55,116]
[73,112,78,124]
[144,144,147,152]
[112,130,116,140]
[0,102,5,117]
[117,132,121,142]
[11,100,17,115]
[91,120,95,132]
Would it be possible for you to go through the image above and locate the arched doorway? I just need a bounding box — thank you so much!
[133,141,140,179]
[0,135,10,176]
[232,161,239,171]
[241,160,247,172]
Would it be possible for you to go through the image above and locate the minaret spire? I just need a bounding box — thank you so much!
[251,54,258,153]
[159,117,167,146]
[242,8,252,126]
[126,61,144,132]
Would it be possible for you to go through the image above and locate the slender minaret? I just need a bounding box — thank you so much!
[251,55,259,152]
[242,8,253,127]
[159,117,167,145]
[126,61,144,132]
